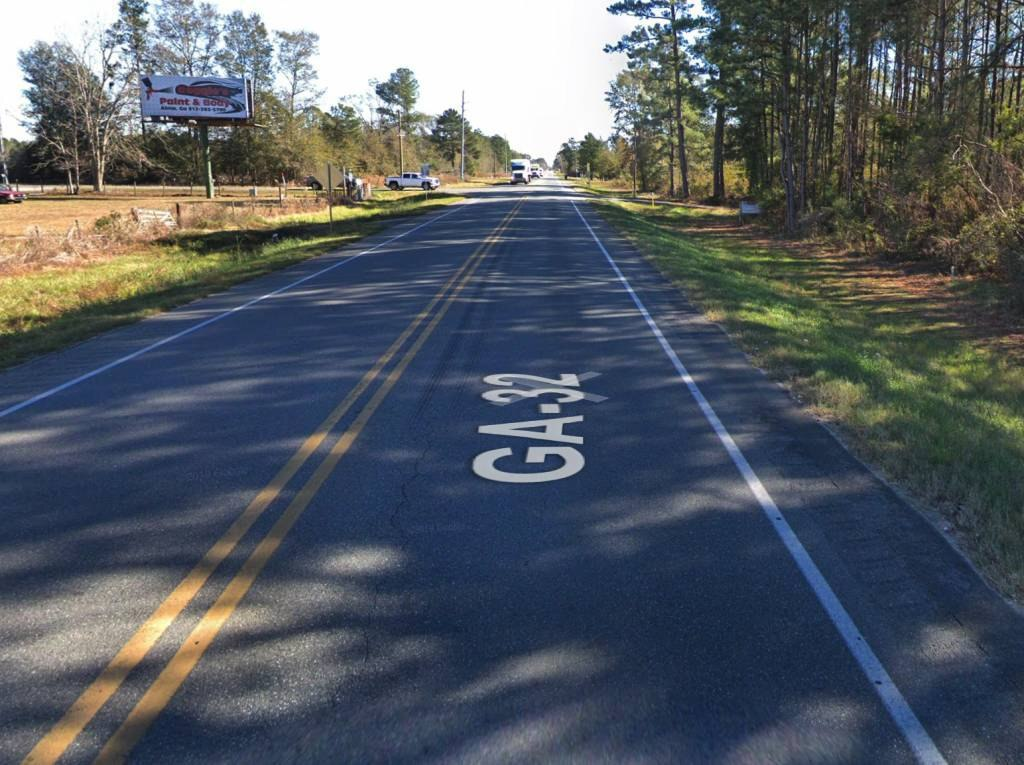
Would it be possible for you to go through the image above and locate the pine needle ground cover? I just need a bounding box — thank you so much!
[0,193,461,371]
[595,199,1024,595]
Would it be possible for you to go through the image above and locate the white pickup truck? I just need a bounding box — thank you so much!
[385,172,441,191]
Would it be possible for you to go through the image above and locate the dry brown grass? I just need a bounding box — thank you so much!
[0,215,166,274]
[1,194,177,236]
[0,185,326,237]
[0,188,335,273]
[176,197,327,229]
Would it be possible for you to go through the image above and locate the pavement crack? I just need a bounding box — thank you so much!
[390,440,431,540]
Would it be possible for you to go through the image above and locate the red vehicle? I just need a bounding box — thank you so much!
[0,184,26,203]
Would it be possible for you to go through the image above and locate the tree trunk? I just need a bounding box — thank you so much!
[73,147,81,195]
[936,0,947,115]
[769,84,777,186]
[92,132,106,193]
[712,101,726,201]
[759,65,769,188]
[979,4,991,141]
[93,158,105,193]
[825,24,840,185]
[1012,33,1024,111]
[669,0,690,198]
[990,0,1004,139]
[667,124,675,198]
[798,14,810,214]
[779,23,798,234]
[959,0,973,118]
[631,131,637,197]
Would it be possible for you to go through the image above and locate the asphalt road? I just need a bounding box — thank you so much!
[2,180,1024,764]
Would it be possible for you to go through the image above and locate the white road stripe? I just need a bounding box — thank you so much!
[570,197,947,765]
[0,204,466,421]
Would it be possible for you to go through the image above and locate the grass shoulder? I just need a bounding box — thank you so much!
[570,178,639,198]
[592,198,1024,596]
[0,192,462,371]
[441,177,511,189]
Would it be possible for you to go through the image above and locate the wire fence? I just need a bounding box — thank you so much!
[2,182,324,198]
[0,195,336,273]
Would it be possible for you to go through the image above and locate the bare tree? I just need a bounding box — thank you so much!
[64,27,137,192]
[151,0,221,76]
[21,23,137,194]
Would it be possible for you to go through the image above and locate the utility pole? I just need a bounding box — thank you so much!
[398,111,405,174]
[632,130,638,198]
[460,90,466,181]
[0,110,9,185]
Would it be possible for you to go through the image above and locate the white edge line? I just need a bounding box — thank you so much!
[570,197,947,765]
[0,203,466,421]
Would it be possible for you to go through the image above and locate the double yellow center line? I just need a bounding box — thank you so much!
[24,198,524,765]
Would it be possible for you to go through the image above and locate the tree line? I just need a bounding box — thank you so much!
[6,0,528,192]
[557,0,1024,284]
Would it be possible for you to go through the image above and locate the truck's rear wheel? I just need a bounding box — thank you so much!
[389,181,400,191]
[422,182,431,191]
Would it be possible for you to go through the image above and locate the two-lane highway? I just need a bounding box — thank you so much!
[3,181,1024,763]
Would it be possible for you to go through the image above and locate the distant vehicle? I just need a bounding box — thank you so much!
[304,175,324,191]
[510,159,532,184]
[530,168,542,179]
[0,184,26,203]
[386,172,440,191]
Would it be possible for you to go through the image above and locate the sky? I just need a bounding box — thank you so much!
[0,0,636,163]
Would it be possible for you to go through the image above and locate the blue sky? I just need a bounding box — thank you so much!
[0,0,639,162]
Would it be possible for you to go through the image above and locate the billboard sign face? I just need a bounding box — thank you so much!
[140,76,251,121]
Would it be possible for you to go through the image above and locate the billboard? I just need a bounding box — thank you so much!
[140,76,252,122]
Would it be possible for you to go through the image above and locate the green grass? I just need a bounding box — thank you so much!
[595,199,1024,593]
[572,178,643,198]
[0,192,462,371]
[571,177,690,201]
[442,178,512,188]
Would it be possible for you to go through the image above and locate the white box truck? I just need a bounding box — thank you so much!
[510,158,532,185]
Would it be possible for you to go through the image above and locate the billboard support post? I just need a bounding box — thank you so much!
[140,75,256,201]
[398,112,404,175]
[327,163,333,229]
[199,123,214,199]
